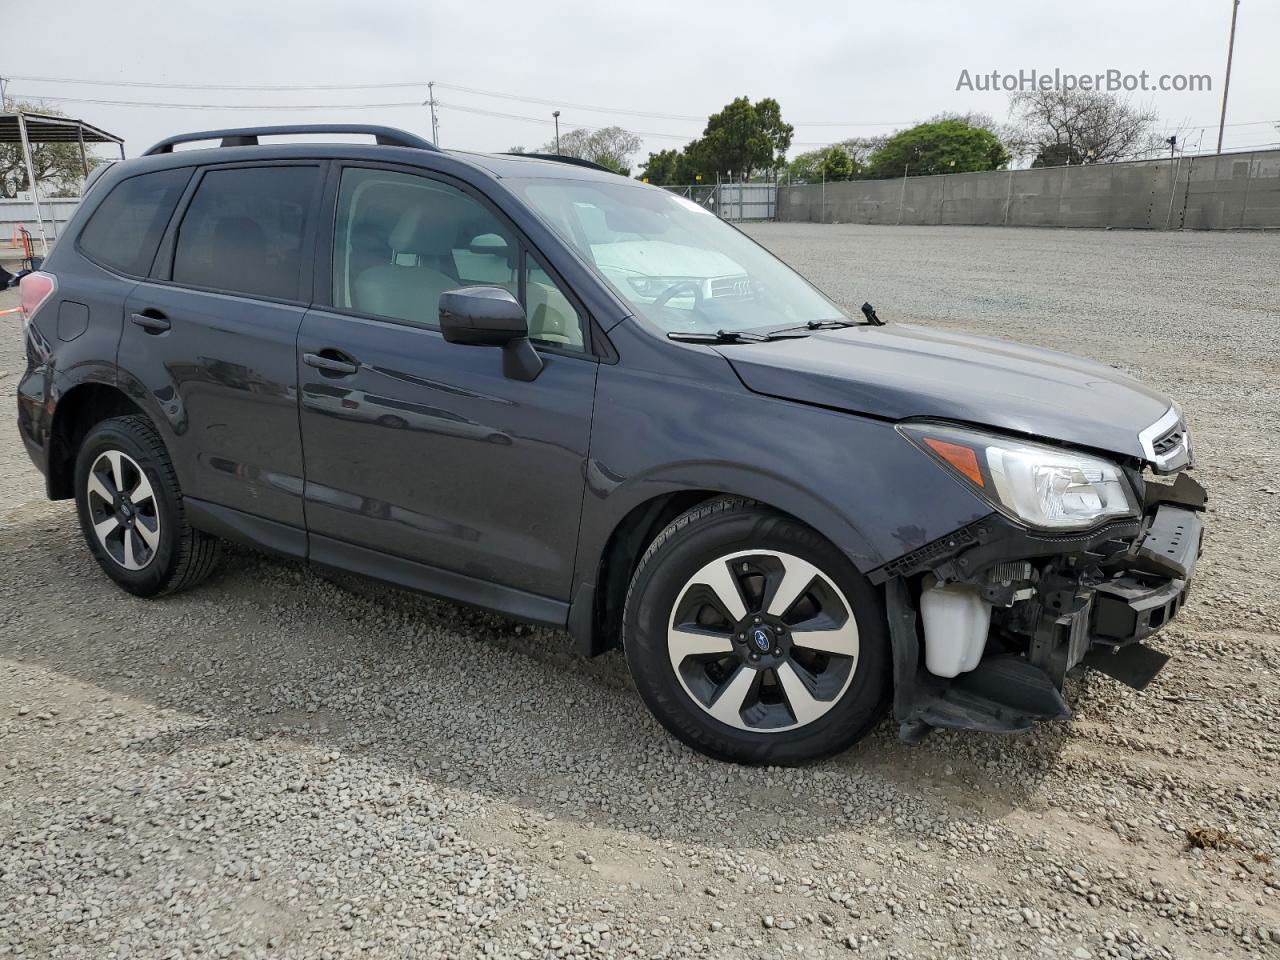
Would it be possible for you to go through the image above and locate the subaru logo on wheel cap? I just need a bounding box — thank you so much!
[751,627,772,653]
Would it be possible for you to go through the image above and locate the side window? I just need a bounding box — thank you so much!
[525,257,585,350]
[77,168,190,276]
[172,166,318,300]
[333,167,518,327]
[332,167,585,350]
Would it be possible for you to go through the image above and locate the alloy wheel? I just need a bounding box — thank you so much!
[667,549,860,733]
[85,449,161,571]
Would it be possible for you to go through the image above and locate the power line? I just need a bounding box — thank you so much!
[6,91,895,146]
[5,73,914,127]
[3,73,427,91]
[8,78,1276,155]
[8,93,423,111]
[13,72,1274,135]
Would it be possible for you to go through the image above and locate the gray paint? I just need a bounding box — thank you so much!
[17,134,1185,654]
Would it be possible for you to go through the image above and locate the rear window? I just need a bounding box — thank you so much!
[77,168,190,277]
[172,165,318,301]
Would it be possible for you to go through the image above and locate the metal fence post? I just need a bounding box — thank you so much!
[15,113,50,256]
[1003,167,1014,225]
[896,164,909,225]
[1240,155,1253,228]
[1164,155,1183,230]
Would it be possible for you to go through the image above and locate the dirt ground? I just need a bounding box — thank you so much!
[2,224,1278,960]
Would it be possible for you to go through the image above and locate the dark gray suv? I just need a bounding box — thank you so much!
[16,124,1205,764]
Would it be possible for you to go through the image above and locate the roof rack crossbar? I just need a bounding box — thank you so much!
[143,124,440,156]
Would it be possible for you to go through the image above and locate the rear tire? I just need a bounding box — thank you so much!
[623,497,890,765]
[74,415,220,597]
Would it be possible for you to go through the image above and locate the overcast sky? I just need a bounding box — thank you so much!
[6,0,1276,165]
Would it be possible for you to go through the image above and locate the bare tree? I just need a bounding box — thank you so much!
[538,126,641,175]
[1008,90,1163,165]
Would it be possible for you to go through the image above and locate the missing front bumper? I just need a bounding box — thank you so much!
[886,494,1206,741]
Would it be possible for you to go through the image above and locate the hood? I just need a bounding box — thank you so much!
[718,323,1173,462]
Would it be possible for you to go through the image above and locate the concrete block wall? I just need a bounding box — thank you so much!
[778,149,1280,230]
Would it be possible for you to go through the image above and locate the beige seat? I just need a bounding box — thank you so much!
[527,278,582,348]
[353,205,461,326]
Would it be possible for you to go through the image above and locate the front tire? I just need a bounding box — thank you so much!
[623,498,890,765]
[74,415,221,597]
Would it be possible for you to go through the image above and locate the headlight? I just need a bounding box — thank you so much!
[898,422,1138,530]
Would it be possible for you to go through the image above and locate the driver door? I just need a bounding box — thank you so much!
[297,165,597,607]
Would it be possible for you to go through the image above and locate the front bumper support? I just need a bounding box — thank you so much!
[886,486,1207,742]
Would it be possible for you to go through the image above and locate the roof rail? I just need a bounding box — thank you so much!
[143,124,440,156]
[504,152,616,174]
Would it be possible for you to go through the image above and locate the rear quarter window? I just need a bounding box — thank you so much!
[77,168,191,277]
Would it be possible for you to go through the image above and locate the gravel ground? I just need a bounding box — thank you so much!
[2,224,1279,960]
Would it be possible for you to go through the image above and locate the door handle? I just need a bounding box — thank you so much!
[130,311,170,333]
[303,351,359,376]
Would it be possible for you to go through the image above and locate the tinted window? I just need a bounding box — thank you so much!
[78,168,190,276]
[333,167,583,348]
[333,168,517,327]
[172,166,318,300]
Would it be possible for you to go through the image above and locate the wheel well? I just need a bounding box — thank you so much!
[47,384,146,500]
[589,490,768,657]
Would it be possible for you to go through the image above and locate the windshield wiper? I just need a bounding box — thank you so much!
[773,303,886,336]
[805,318,858,330]
[667,329,808,344]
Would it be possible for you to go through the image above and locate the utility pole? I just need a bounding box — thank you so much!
[552,110,561,154]
[1216,0,1240,154]
[425,81,439,145]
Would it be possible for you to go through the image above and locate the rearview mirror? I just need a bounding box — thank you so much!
[439,286,542,382]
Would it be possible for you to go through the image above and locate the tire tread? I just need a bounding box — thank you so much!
[81,415,221,596]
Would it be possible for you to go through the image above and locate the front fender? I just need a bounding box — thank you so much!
[574,325,994,597]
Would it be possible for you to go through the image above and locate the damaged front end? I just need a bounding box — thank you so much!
[874,417,1206,742]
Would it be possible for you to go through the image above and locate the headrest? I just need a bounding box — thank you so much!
[214,216,266,252]
[389,205,457,256]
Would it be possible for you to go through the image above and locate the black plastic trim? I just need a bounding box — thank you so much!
[185,498,307,559]
[310,534,569,629]
[144,124,440,156]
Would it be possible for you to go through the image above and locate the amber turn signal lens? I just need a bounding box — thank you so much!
[923,437,984,488]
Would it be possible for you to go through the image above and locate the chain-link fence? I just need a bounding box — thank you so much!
[661,183,776,221]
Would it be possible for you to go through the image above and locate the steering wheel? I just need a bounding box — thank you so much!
[652,280,705,310]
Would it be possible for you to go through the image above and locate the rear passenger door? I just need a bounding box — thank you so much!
[119,162,323,538]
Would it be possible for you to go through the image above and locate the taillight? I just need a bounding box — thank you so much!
[19,271,57,332]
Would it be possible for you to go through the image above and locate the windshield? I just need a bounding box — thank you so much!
[510,178,848,335]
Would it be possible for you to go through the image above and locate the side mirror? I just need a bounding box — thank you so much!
[438,286,543,382]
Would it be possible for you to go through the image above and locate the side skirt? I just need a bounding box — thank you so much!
[185,497,308,559]
[310,534,569,630]
[185,498,570,630]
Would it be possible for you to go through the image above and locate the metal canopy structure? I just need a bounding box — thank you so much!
[1,111,125,256]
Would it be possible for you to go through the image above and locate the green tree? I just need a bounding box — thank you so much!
[1030,142,1085,168]
[638,148,682,184]
[699,96,794,180]
[788,144,860,182]
[865,119,1009,178]
[816,145,855,181]
[0,103,101,198]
